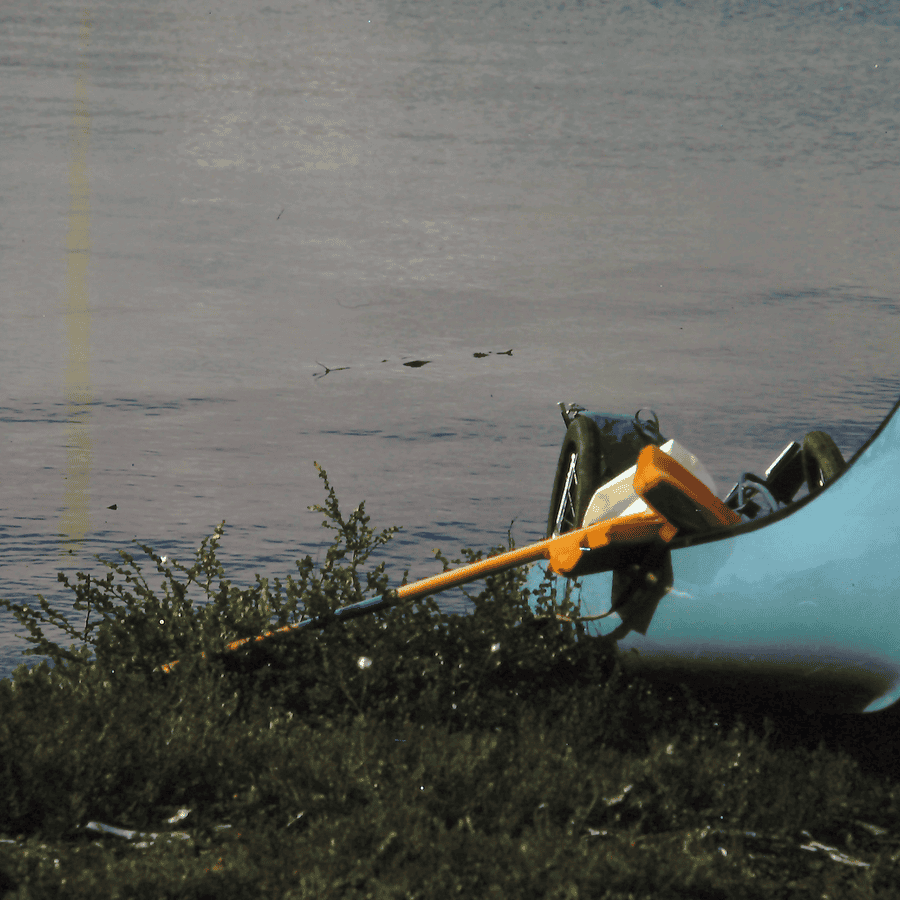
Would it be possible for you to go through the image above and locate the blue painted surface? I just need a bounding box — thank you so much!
[527,396,900,713]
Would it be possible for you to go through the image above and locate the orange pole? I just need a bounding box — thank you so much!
[160,510,676,673]
[395,508,675,600]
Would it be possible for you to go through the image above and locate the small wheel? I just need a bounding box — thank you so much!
[802,431,845,492]
[546,416,602,537]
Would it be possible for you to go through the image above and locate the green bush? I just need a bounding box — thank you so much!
[1,466,899,898]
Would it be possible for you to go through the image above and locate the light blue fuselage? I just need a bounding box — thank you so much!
[528,397,900,713]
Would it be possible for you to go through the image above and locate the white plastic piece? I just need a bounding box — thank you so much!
[582,440,718,527]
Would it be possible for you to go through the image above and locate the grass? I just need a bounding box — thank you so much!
[2,465,900,898]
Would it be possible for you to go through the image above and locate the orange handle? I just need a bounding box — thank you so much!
[634,445,741,532]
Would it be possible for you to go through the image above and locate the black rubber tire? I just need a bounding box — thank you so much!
[546,416,603,537]
[802,430,845,492]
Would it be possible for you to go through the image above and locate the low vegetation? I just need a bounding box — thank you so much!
[2,466,900,898]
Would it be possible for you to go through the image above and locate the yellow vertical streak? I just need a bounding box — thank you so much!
[61,8,93,552]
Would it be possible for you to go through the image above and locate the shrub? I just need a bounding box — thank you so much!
[0,466,898,898]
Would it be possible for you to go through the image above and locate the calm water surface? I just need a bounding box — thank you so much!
[2,0,898,675]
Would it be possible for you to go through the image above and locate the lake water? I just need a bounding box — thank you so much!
[2,0,898,676]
